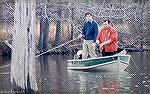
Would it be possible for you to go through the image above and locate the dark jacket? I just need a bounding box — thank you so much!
[82,20,98,42]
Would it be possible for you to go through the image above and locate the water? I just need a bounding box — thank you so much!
[0,51,150,94]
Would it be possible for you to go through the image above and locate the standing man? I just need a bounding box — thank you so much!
[96,19,118,56]
[80,12,98,59]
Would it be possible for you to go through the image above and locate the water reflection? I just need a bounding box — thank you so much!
[37,55,50,91]
[36,55,69,93]
[99,78,119,94]
[67,70,129,94]
[0,51,150,94]
[127,51,150,94]
[35,51,149,94]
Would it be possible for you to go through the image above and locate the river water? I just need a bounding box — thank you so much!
[0,51,150,94]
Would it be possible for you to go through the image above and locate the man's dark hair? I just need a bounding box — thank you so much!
[103,19,111,24]
[85,12,92,16]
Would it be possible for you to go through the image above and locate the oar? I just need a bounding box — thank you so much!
[4,40,13,50]
[0,64,11,69]
[35,37,81,57]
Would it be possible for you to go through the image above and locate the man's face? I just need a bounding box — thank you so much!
[85,14,92,21]
[103,21,110,30]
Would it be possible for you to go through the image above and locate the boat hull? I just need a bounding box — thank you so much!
[67,55,131,72]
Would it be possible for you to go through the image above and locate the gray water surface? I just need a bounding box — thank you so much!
[0,51,150,94]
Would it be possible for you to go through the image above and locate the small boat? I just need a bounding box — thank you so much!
[67,50,131,72]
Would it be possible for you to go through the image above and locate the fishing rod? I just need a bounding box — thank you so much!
[35,36,81,57]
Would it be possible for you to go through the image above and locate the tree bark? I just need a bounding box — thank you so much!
[38,16,49,52]
[54,6,62,46]
[70,7,75,40]
[11,0,38,91]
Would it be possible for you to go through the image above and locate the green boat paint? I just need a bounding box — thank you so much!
[67,50,131,70]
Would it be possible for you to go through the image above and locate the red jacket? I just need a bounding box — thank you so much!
[97,26,118,52]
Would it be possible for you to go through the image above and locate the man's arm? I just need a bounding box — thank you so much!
[78,22,86,38]
[95,29,102,44]
[93,21,98,42]
[81,22,86,35]
[100,39,112,47]
[100,29,117,48]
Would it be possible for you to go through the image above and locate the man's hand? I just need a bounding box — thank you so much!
[92,42,96,47]
[99,43,104,52]
[95,39,99,44]
[100,43,104,49]
[78,34,84,38]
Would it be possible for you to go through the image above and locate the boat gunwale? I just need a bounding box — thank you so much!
[67,60,118,70]
[67,55,131,62]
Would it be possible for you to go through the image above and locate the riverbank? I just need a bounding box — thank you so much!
[0,40,150,57]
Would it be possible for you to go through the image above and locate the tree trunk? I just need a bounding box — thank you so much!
[54,6,62,46]
[11,0,38,91]
[43,17,49,51]
[38,16,49,52]
[70,7,75,40]
[38,16,45,52]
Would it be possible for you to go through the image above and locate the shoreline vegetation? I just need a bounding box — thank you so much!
[1,1,150,57]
